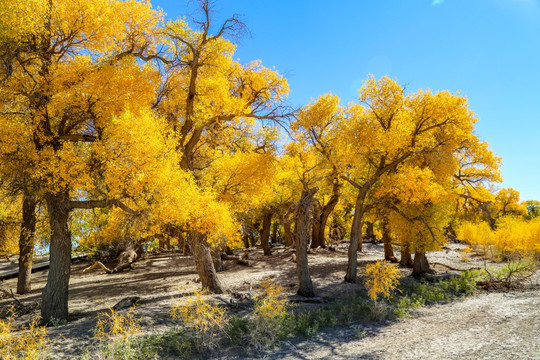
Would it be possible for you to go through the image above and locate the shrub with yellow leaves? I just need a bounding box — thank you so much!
[94,306,141,344]
[170,290,229,354]
[247,279,291,350]
[364,261,403,301]
[0,306,48,360]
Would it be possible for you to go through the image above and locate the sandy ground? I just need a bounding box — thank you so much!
[0,242,539,359]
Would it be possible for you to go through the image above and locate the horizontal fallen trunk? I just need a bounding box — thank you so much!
[83,247,138,274]
[220,253,254,267]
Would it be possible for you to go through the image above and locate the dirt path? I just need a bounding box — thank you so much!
[254,288,540,360]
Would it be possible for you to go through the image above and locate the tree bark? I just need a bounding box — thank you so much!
[365,221,375,242]
[283,218,294,247]
[191,232,224,293]
[41,192,72,324]
[412,251,430,278]
[345,187,368,283]
[271,221,279,244]
[17,193,37,295]
[310,201,322,249]
[260,211,272,256]
[400,242,413,267]
[382,217,398,262]
[296,188,317,297]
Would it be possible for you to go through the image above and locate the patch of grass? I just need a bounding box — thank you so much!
[83,328,194,360]
[390,273,477,316]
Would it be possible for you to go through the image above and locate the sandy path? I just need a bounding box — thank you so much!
[254,288,540,360]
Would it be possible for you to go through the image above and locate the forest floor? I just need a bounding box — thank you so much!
[0,241,539,359]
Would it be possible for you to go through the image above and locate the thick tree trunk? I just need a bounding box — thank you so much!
[365,221,375,242]
[283,218,294,247]
[260,211,272,256]
[412,251,430,278]
[41,192,72,324]
[296,188,317,297]
[17,193,37,295]
[271,222,279,244]
[400,242,413,267]
[191,232,224,293]
[382,217,398,262]
[249,221,259,248]
[310,201,322,249]
[242,233,250,249]
[345,188,368,283]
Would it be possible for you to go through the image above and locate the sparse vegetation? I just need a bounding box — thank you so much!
[0,306,48,360]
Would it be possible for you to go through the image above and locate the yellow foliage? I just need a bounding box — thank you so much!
[364,261,403,301]
[94,306,141,344]
[457,217,540,256]
[170,290,229,353]
[0,196,20,257]
[247,279,291,350]
[0,306,48,360]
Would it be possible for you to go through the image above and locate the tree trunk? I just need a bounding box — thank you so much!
[296,188,317,297]
[310,201,322,249]
[249,221,259,248]
[365,221,375,242]
[242,233,250,249]
[345,188,368,283]
[412,251,430,278]
[260,211,272,256]
[382,217,398,262]
[400,242,413,267]
[271,221,279,244]
[17,193,37,295]
[191,232,224,293]
[317,194,338,249]
[41,192,72,324]
[283,218,294,247]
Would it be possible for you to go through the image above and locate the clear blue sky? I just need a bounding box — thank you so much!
[154,0,540,201]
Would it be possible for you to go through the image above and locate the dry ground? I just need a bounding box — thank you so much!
[0,242,539,359]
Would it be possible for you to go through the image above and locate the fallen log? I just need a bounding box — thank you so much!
[83,247,138,274]
[220,253,254,267]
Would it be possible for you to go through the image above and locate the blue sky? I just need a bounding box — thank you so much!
[154,0,540,201]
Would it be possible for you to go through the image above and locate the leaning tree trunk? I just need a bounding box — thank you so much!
[345,187,368,283]
[41,192,72,324]
[191,232,224,293]
[400,241,413,267]
[382,216,398,262]
[17,193,37,295]
[317,193,338,249]
[412,251,430,278]
[296,187,318,297]
[260,211,272,256]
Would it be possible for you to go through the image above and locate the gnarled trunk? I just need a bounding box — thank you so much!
[17,193,37,295]
[412,251,430,278]
[400,242,413,267]
[41,192,72,324]
[260,211,272,256]
[191,232,224,293]
[296,188,317,297]
[345,188,368,283]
